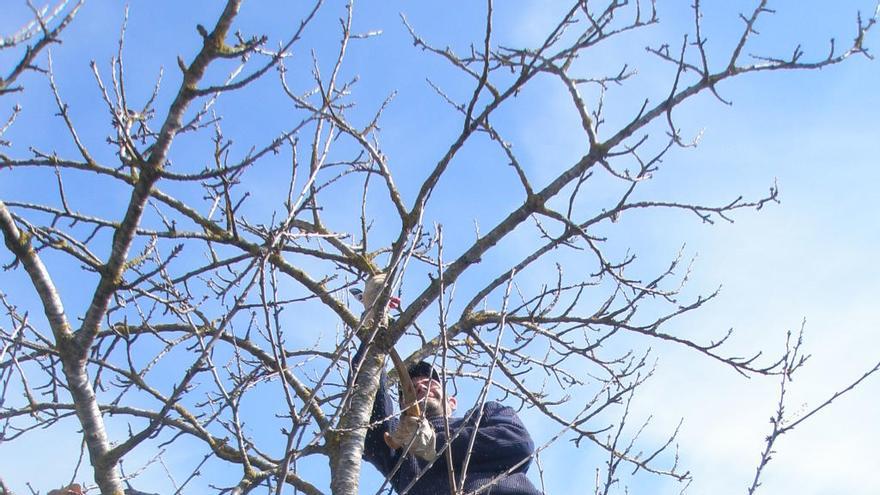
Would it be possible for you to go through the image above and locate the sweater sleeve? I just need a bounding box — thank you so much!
[446,402,535,474]
[351,346,400,476]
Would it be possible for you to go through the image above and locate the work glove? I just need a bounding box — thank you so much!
[48,485,82,495]
[384,415,437,462]
[357,273,400,328]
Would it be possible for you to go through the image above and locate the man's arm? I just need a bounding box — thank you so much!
[353,274,435,463]
[362,370,402,473]
[350,345,399,475]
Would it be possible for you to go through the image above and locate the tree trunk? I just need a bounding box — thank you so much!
[62,356,124,494]
[330,347,384,495]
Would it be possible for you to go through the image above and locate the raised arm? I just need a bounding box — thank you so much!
[350,345,400,475]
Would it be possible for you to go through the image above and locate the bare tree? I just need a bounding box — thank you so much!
[1,1,878,494]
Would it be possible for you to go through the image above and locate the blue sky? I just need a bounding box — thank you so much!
[2,1,879,494]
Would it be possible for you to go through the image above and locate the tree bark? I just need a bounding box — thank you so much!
[330,346,384,495]
[0,201,124,494]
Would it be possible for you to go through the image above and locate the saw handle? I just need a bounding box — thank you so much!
[389,349,421,417]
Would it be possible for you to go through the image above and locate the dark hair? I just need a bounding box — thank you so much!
[398,361,443,405]
[407,361,441,382]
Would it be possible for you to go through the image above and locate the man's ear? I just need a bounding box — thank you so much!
[448,396,457,413]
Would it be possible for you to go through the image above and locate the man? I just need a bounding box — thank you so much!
[362,359,543,495]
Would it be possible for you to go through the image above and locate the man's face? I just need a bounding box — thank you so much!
[410,376,457,418]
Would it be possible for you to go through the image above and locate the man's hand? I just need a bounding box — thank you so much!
[384,415,437,461]
[356,273,400,328]
[48,485,82,495]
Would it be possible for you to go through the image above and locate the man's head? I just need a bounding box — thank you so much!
[403,361,457,418]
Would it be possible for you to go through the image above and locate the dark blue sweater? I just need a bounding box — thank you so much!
[363,372,543,494]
